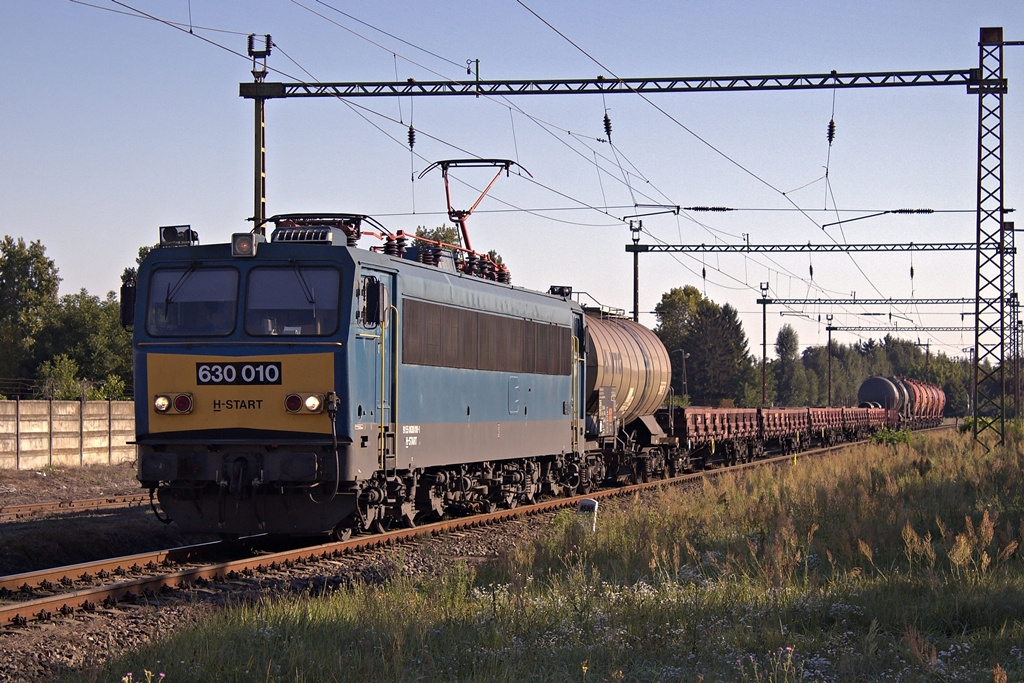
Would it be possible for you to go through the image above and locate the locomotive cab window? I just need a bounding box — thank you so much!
[245,266,341,336]
[146,267,238,337]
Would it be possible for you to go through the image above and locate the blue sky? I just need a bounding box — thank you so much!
[3,1,1022,358]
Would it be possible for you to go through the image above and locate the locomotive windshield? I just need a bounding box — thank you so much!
[146,267,238,336]
[244,266,341,336]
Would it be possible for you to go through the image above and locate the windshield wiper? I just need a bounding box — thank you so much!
[165,262,198,306]
[290,261,317,320]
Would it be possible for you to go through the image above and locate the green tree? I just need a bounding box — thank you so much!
[654,286,750,406]
[883,335,923,377]
[415,225,504,268]
[801,345,831,406]
[859,338,893,377]
[738,357,776,407]
[33,289,132,393]
[121,244,154,287]
[37,354,87,400]
[774,324,812,406]
[415,224,462,246]
[800,348,820,406]
[37,355,122,400]
[0,236,61,382]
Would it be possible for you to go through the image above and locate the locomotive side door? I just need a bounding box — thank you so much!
[356,269,397,475]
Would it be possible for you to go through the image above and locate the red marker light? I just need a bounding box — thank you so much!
[173,394,194,414]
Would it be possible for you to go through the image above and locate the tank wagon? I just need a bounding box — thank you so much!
[857,375,945,428]
[124,216,918,539]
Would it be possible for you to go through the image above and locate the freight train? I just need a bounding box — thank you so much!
[857,375,946,429]
[123,215,940,539]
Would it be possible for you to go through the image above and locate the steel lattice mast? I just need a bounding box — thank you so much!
[971,28,1007,445]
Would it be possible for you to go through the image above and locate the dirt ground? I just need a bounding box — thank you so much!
[0,461,216,575]
[0,460,141,508]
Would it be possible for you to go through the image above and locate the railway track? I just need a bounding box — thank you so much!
[0,494,149,523]
[0,426,954,628]
[0,424,955,525]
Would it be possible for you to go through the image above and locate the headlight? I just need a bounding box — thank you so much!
[304,395,322,412]
[154,395,171,413]
[231,232,262,257]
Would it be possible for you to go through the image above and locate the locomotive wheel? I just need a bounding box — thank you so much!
[331,526,353,542]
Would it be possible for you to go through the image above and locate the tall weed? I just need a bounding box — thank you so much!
[71,432,1024,682]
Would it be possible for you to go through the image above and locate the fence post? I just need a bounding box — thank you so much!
[48,399,53,467]
[15,398,21,471]
[79,399,84,466]
[108,399,113,465]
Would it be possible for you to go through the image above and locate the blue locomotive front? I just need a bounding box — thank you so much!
[129,216,586,538]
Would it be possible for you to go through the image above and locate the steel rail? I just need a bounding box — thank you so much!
[0,542,222,595]
[0,494,149,523]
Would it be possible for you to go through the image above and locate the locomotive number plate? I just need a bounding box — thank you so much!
[196,362,282,385]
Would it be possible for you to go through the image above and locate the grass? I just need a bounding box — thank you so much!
[69,430,1024,682]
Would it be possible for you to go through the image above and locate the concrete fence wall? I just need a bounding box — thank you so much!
[0,401,136,470]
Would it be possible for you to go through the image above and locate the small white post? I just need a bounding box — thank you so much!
[577,498,599,532]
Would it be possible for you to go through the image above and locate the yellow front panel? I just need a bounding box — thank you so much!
[146,352,334,434]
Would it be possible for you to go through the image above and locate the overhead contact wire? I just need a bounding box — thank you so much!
[514,0,848,303]
[515,0,901,307]
[295,0,682,219]
[89,0,922,325]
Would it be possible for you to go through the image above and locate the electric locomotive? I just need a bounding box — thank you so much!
[126,215,626,538]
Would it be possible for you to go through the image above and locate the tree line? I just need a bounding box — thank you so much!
[0,236,132,400]
[654,285,985,416]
